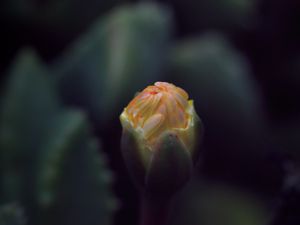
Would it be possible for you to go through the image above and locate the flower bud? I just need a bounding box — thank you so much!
[120,82,203,196]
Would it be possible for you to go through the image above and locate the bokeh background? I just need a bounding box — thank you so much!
[0,0,299,225]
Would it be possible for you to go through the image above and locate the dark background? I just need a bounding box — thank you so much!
[1,0,300,225]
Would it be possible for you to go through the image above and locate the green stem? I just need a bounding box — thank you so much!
[140,195,172,225]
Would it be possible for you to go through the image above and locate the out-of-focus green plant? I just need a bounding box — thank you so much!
[52,3,172,124]
[168,33,268,174]
[169,33,263,137]
[0,3,173,225]
[171,180,271,225]
[0,50,117,225]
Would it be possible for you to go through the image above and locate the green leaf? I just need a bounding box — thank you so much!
[0,48,117,225]
[169,33,265,157]
[53,3,172,123]
[37,110,86,208]
[0,49,60,202]
[37,111,117,225]
[170,33,260,122]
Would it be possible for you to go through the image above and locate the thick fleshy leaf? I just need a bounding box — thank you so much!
[0,49,60,203]
[38,112,117,225]
[169,33,267,168]
[170,33,262,129]
[37,110,88,207]
[0,49,117,225]
[168,34,278,194]
[53,3,172,124]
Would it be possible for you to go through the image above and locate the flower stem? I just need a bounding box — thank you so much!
[140,195,172,225]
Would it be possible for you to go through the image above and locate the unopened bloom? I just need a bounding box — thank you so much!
[120,82,202,195]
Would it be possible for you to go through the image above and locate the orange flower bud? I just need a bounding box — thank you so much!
[121,82,198,152]
[120,82,203,195]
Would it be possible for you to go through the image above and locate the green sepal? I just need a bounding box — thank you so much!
[191,113,204,165]
[121,127,152,189]
[145,132,193,197]
[175,105,204,165]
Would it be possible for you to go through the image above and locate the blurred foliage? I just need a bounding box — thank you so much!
[171,180,271,225]
[52,3,172,124]
[0,50,117,225]
[169,33,263,144]
[1,1,300,225]
[167,33,283,197]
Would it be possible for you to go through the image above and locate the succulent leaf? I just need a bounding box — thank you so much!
[53,3,172,124]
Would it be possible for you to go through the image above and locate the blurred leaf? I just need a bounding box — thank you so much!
[169,33,265,152]
[37,111,86,207]
[168,33,278,194]
[0,203,25,225]
[0,49,117,225]
[53,2,172,124]
[170,33,260,121]
[0,49,60,202]
[171,180,270,225]
[37,111,117,225]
